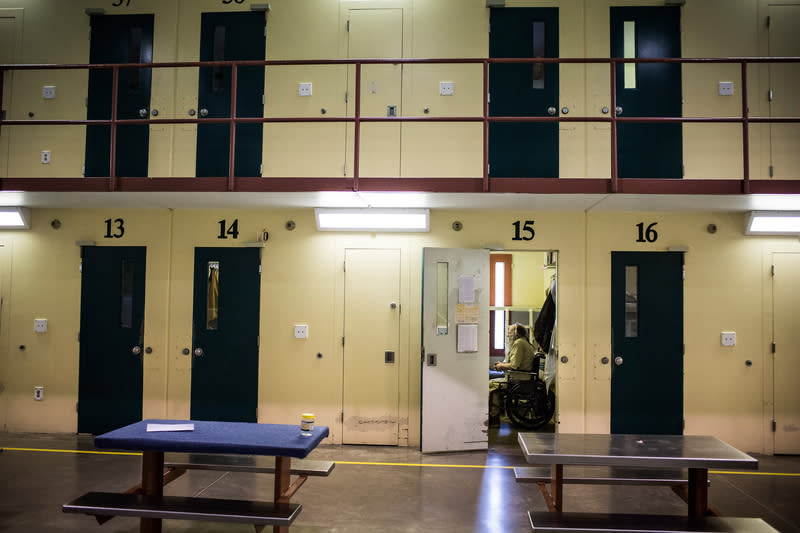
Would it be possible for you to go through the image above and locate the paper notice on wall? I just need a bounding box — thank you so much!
[458,275,475,303]
[457,324,478,353]
[455,303,479,324]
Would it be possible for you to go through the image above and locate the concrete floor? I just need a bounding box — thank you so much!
[1,421,798,533]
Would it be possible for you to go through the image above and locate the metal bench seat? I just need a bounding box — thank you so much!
[164,453,335,476]
[63,491,301,527]
[514,466,697,487]
[528,511,780,533]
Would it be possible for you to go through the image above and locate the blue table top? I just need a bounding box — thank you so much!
[95,419,330,459]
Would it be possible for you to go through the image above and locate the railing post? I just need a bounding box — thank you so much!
[483,60,489,192]
[741,61,750,194]
[610,59,619,193]
[228,62,238,190]
[353,62,361,192]
[109,66,119,191]
[0,68,5,139]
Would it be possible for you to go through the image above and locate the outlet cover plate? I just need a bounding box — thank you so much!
[439,81,454,96]
[294,324,308,339]
[42,85,56,99]
[721,331,736,346]
[298,82,312,97]
[34,318,48,332]
[718,81,734,96]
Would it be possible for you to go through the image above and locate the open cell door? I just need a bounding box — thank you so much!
[422,248,489,453]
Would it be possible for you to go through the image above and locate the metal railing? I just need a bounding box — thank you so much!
[1,56,798,195]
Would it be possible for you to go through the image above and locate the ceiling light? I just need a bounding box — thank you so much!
[315,208,429,232]
[0,207,31,229]
[745,211,800,235]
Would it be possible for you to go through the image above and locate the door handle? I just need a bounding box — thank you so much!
[615,106,623,115]
[138,108,148,118]
[547,106,557,116]
[199,108,209,117]
[131,346,142,355]
[194,347,204,357]
[614,356,623,366]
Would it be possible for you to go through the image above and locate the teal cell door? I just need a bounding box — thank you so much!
[611,7,682,179]
[196,12,265,177]
[191,247,260,422]
[489,8,558,178]
[85,14,153,177]
[611,252,683,434]
[78,246,146,434]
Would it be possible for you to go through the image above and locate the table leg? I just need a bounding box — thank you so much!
[274,456,291,533]
[687,468,709,517]
[141,451,164,533]
[550,464,564,512]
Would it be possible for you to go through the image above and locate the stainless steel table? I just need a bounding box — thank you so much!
[518,433,758,517]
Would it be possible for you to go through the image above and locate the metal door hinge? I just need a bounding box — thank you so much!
[343,261,346,272]
[257,335,260,348]
[259,164,262,175]
[341,412,344,422]
[681,164,685,178]
[772,419,777,432]
[346,19,350,32]
[488,22,491,33]
[769,165,774,178]
[766,16,771,29]
[342,336,345,347]
[771,264,775,276]
[768,90,773,102]
[771,341,776,354]
[345,91,348,103]
[682,344,685,356]
[343,163,347,176]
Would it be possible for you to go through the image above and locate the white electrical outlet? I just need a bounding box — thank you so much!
[721,331,736,346]
[34,386,44,401]
[439,81,454,96]
[718,81,734,96]
[294,324,308,339]
[42,85,56,99]
[298,82,312,97]
[41,150,51,164]
[34,318,48,332]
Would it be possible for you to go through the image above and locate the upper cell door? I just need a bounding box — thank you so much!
[85,14,153,177]
[345,8,403,178]
[196,12,265,177]
[767,4,800,179]
[489,7,559,178]
[611,7,682,179]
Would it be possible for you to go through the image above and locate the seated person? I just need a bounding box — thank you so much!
[489,323,536,425]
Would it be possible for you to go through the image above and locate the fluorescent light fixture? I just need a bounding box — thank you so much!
[0,207,31,229]
[745,211,800,235]
[316,208,429,232]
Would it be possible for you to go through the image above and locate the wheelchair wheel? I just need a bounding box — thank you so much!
[504,379,555,430]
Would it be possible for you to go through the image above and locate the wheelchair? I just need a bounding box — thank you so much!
[498,353,556,430]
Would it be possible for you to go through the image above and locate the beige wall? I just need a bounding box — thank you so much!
[0,0,792,179]
[1,207,798,454]
[0,0,798,455]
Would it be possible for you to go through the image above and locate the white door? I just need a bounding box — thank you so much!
[768,4,800,179]
[343,248,400,445]
[346,8,403,177]
[422,248,489,453]
[773,252,800,454]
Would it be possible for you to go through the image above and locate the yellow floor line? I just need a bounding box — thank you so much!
[1,447,140,456]
[2,447,798,477]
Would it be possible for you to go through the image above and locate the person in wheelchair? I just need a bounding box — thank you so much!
[488,323,536,426]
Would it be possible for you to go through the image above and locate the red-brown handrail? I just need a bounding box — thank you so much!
[0,56,799,195]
